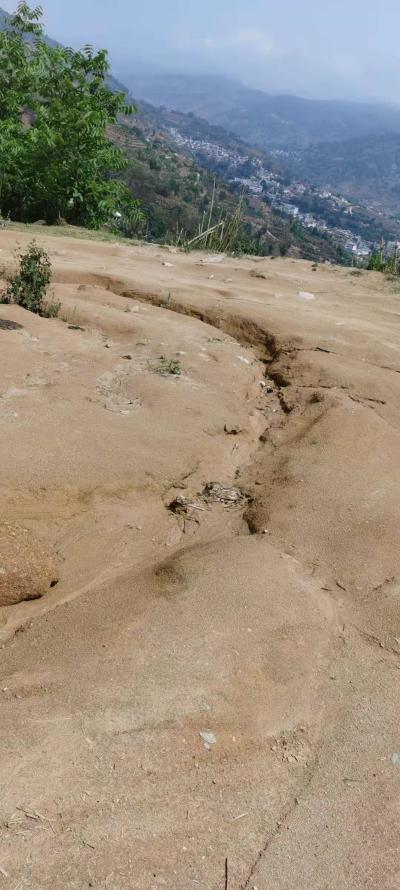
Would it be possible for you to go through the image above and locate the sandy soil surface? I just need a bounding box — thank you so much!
[0,232,400,889]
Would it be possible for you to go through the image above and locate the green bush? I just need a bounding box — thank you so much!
[367,253,387,272]
[2,240,59,316]
[110,197,147,238]
[0,3,142,229]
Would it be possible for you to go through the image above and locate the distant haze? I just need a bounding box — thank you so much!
[2,0,400,103]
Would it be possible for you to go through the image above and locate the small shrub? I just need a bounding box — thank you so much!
[110,199,147,239]
[367,253,387,273]
[2,241,56,316]
[150,357,182,377]
[41,298,61,318]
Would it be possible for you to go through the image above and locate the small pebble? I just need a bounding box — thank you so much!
[200,731,217,749]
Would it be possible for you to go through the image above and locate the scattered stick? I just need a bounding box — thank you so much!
[15,806,56,834]
[225,857,229,890]
[186,221,224,247]
[184,503,206,512]
[16,806,42,821]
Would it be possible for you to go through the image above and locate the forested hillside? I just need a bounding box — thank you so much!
[291,134,400,214]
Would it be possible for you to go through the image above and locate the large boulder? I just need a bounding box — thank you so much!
[0,522,58,607]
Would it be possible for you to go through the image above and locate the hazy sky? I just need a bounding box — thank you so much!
[3,0,400,102]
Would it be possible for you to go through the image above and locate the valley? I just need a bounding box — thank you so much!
[132,104,400,260]
[2,4,400,264]
[120,71,400,259]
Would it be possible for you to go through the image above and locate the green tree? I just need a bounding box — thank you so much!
[0,2,144,229]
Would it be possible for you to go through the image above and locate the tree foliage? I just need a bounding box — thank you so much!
[0,2,144,228]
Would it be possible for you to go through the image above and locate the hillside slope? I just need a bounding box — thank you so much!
[113,115,348,262]
[120,71,400,149]
[1,231,400,887]
[0,6,348,262]
[293,132,400,213]
[134,101,400,247]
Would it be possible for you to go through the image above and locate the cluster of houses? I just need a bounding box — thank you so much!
[168,128,249,168]
[168,127,397,260]
[231,160,376,257]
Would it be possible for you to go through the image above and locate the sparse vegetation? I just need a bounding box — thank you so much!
[177,189,245,253]
[367,243,400,276]
[1,240,59,316]
[150,357,182,377]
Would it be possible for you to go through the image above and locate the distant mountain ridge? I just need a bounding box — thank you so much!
[120,72,400,151]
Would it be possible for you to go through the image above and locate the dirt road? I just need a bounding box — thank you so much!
[0,233,399,888]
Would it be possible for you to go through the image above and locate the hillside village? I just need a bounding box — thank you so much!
[169,126,400,261]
